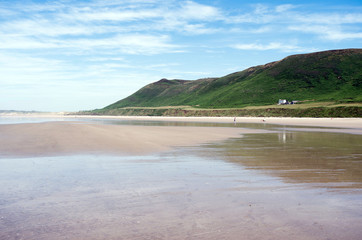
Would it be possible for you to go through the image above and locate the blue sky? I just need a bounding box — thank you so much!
[0,0,361,111]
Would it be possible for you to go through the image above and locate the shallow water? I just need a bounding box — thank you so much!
[0,116,74,125]
[0,118,361,239]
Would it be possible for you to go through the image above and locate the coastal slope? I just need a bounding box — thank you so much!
[103,49,362,110]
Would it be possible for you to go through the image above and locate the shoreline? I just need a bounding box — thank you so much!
[0,114,361,158]
[1,113,361,129]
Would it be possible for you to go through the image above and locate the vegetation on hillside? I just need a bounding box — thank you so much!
[104,49,362,111]
[80,49,362,117]
[80,103,362,118]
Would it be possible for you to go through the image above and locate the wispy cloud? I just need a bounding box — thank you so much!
[232,42,315,52]
[63,8,161,22]
[289,25,362,41]
[226,4,362,36]
[0,0,224,54]
[2,1,360,53]
[1,19,110,37]
[0,35,60,49]
[293,13,362,25]
[275,4,296,13]
[65,34,180,54]
[1,0,361,111]
[178,0,221,21]
[0,31,180,55]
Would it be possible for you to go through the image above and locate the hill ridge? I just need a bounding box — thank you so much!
[104,48,362,110]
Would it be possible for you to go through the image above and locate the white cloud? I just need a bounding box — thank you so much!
[253,4,269,15]
[289,25,362,41]
[225,4,277,24]
[327,31,362,40]
[179,1,221,20]
[294,13,362,25]
[229,26,271,34]
[275,4,295,13]
[0,32,180,54]
[1,0,361,111]
[68,34,180,54]
[0,35,60,49]
[1,19,100,37]
[87,57,125,62]
[66,9,161,22]
[181,23,219,34]
[232,42,314,52]
[226,4,362,29]
[0,0,225,55]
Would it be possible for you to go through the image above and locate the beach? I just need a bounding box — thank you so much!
[3,112,362,128]
[0,114,361,157]
[1,114,362,240]
[0,121,264,157]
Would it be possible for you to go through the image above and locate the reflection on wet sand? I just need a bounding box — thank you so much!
[204,131,362,189]
[1,153,362,240]
[0,121,362,240]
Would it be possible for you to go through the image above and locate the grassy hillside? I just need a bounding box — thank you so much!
[84,102,361,118]
[103,49,362,111]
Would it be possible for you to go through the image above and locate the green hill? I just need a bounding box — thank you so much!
[103,49,362,111]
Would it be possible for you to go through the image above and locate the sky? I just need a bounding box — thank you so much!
[0,0,361,112]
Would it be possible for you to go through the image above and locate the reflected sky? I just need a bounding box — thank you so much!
[1,152,362,239]
[195,131,362,191]
[0,117,361,239]
[0,116,74,125]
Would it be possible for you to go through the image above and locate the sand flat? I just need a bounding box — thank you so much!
[70,115,362,129]
[0,121,262,157]
[1,117,362,240]
[1,115,361,157]
[1,113,361,129]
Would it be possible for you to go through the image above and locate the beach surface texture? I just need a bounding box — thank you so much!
[1,115,362,240]
[0,121,257,157]
[0,115,361,157]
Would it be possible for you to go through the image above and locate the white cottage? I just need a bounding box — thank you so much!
[278,99,288,105]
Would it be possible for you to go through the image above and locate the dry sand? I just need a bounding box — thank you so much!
[1,112,361,129]
[47,114,362,128]
[0,121,263,157]
[65,115,362,134]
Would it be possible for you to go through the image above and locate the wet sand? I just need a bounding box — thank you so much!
[2,113,361,129]
[0,121,265,157]
[70,114,361,129]
[1,134,361,240]
[0,117,362,240]
[0,114,361,157]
